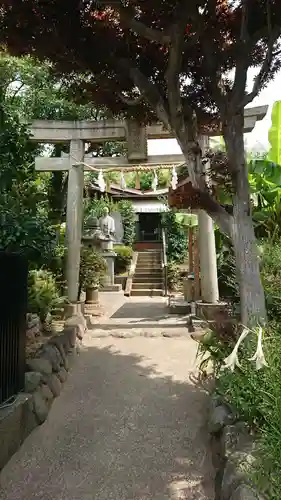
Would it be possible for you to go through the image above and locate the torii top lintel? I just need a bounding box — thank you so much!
[30,105,267,145]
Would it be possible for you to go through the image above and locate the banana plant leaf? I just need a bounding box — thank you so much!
[268,100,281,166]
[175,213,198,227]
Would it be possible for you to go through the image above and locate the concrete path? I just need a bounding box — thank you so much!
[0,335,214,499]
[91,294,191,330]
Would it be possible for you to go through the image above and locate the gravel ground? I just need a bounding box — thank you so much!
[0,335,214,500]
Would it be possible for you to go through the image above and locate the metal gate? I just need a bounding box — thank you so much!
[0,252,27,405]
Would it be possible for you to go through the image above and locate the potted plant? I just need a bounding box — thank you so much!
[79,247,107,304]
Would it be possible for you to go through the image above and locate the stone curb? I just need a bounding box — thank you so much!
[208,395,266,500]
[88,329,190,338]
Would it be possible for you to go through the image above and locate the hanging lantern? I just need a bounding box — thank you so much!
[120,170,126,190]
[152,170,158,192]
[171,166,178,190]
[98,169,106,192]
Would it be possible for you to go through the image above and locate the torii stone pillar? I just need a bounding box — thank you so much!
[197,210,219,303]
[66,139,84,302]
[196,136,219,303]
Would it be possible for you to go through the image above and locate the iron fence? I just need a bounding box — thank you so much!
[0,252,27,405]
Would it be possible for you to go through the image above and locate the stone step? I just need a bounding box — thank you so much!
[132,282,163,289]
[137,260,161,266]
[136,267,162,272]
[133,276,164,283]
[130,289,163,296]
[134,272,163,279]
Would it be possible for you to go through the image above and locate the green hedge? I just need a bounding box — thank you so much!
[114,245,133,274]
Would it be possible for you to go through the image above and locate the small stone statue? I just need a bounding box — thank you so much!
[99,207,115,240]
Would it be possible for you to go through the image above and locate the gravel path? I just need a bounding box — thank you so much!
[0,335,214,500]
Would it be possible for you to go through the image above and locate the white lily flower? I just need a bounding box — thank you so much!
[222,327,250,372]
[249,326,268,370]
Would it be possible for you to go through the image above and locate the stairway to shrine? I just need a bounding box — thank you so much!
[131,250,164,297]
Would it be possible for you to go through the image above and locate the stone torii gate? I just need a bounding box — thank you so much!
[30,106,267,306]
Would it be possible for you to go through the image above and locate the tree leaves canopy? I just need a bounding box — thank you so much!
[1,0,281,129]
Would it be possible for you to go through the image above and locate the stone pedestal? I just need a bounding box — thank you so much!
[102,251,122,292]
[64,300,85,319]
[195,301,228,321]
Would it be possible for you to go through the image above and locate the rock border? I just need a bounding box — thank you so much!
[0,316,87,472]
[25,323,81,425]
[208,395,266,500]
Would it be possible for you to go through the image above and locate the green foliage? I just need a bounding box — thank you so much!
[161,210,187,263]
[206,323,281,499]
[84,195,136,247]
[215,230,239,301]
[79,247,107,293]
[268,100,281,166]
[114,245,133,274]
[260,240,281,322]
[28,269,64,321]
[118,200,136,247]
[167,261,182,291]
[126,169,170,191]
[249,159,281,241]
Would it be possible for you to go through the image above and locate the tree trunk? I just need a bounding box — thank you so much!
[224,113,267,326]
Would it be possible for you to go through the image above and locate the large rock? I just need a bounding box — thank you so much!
[57,367,68,383]
[49,334,68,363]
[222,423,253,458]
[32,391,49,424]
[231,484,265,500]
[42,374,61,397]
[26,358,52,376]
[222,451,256,500]
[64,315,87,341]
[27,313,40,329]
[40,344,62,372]
[24,371,42,393]
[40,384,54,404]
[63,326,77,347]
[208,404,234,434]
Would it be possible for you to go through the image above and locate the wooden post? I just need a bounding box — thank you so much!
[194,229,201,300]
[188,225,193,274]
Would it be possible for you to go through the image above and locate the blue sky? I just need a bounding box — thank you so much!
[148,68,281,155]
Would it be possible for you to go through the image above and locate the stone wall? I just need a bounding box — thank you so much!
[0,321,83,471]
[208,395,266,500]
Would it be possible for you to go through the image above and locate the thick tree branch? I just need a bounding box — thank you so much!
[165,22,186,135]
[229,1,250,111]
[106,2,171,45]
[118,92,143,105]
[242,0,281,107]
[118,59,170,129]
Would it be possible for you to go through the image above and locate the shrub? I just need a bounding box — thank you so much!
[167,261,182,291]
[79,247,107,295]
[161,211,187,263]
[198,318,281,498]
[28,269,64,321]
[114,245,133,274]
[118,200,136,247]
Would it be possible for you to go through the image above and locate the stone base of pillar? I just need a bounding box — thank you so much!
[64,300,85,319]
[101,284,122,292]
[84,302,105,317]
[195,300,228,321]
